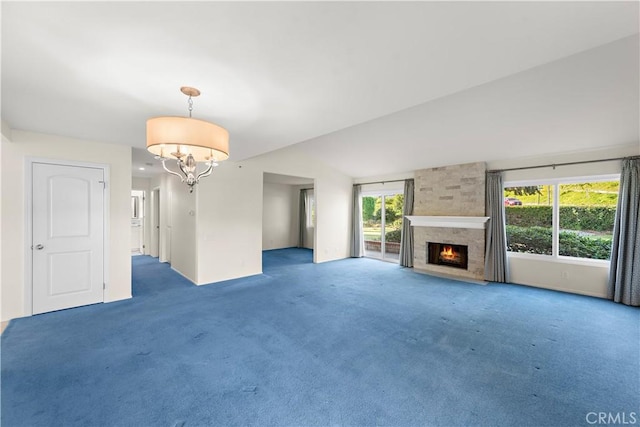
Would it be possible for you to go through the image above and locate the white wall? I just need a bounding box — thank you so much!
[150,174,172,263]
[196,162,263,284]
[354,171,414,187]
[1,130,132,321]
[311,171,352,262]
[488,144,639,298]
[508,256,610,298]
[147,172,198,282]
[132,177,151,255]
[0,122,8,326]
[248,145,352,264]
[193,144,352,286]
[262,182,297,250]
[169,177,197,282]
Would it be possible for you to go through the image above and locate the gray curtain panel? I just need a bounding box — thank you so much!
[484,171,509,282]
[298,189,307,248]
[350,185,364,257]
[608,157,640,306]
[399,179,414,267]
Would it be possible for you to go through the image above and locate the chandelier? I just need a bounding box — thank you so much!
[146,87,229,192]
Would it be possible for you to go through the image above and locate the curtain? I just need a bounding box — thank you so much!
[608,157,640,306]
[484,171,509,282]
[298,189,307,248]
[350,185,364,257]
[399,179,414,267]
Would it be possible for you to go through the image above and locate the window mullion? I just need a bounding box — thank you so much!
[552,183,559,258]
[381,195,386,257]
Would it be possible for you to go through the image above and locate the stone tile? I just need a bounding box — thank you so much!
[412,162,487,280]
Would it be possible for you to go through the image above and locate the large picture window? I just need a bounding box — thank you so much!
[504,176,619,261]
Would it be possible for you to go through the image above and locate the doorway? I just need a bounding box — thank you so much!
[262,172,315,261]
[150,188,160,257]
[362,191,403,262]
[131,190,145,255]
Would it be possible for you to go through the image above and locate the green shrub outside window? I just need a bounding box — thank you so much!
[504,180,618,261]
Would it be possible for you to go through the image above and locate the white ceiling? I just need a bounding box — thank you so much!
[2,2,638,178]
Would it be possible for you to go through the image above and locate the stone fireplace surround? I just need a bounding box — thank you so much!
[411,162,487,281]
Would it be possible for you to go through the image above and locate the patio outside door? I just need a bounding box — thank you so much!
[362,192,403,262]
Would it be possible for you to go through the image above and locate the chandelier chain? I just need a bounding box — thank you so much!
[188,95,193,118]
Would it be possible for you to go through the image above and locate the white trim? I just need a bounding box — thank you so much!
[24,162,33,316]
[361,187,402,197]
[171,266,196,285]
[150,186,160,258]
[552,181,559,257]
[311,178,317,264]
[103,166,111,301]
[24,157,110,316]
[504,173,620,188]
[406,215,490,229]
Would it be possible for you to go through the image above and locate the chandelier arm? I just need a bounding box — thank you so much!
[177,160,188,176]
[161,158,186,182]
[195,162,216,183]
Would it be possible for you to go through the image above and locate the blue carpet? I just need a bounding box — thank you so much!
[2,249,638,426]
[262,247,313,271]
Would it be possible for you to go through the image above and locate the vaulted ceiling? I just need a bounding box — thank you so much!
[2,2,638,178]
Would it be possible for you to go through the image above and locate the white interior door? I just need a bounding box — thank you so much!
[32,162,105,315]
[131,191,144,254]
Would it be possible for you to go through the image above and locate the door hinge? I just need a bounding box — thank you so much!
[98,180,106,189]
[103,283,106,290]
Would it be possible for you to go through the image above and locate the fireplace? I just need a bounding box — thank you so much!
[427,242,468,270]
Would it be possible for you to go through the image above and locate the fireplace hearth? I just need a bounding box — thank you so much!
[427,242,468,270]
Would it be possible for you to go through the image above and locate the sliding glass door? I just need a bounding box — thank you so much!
[362,192,403,262]
[363,196,384,258]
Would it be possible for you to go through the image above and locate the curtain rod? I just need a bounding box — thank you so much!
[487,155,639,174]
[299,187,313,191]
[353,178,410,187]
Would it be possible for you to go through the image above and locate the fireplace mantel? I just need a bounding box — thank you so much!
[406,215,490,229]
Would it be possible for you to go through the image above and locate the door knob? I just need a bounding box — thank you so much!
[35,244,44,250]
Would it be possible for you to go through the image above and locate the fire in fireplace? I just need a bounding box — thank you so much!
[427,242,468,270]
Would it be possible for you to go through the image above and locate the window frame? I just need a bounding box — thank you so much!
[504,173,619,265]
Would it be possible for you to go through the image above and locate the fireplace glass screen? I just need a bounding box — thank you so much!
[427,242,468,270]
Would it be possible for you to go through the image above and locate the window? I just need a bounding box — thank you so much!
[307,191,315,227]
[504,176,619,261]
